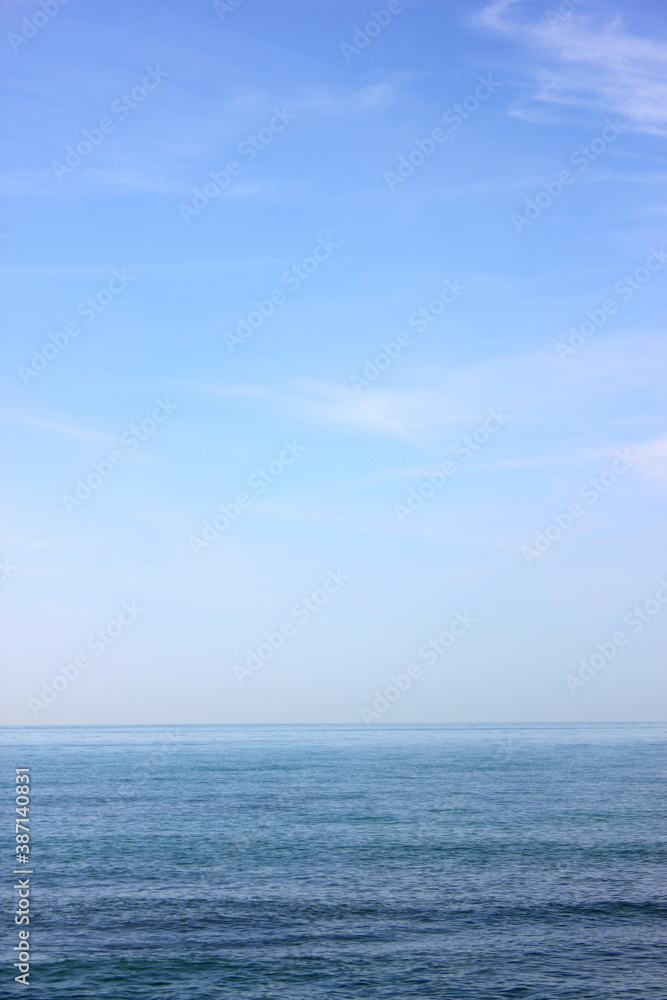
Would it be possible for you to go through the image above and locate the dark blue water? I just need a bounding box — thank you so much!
[1,724,665,999]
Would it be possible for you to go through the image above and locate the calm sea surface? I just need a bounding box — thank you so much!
[1,723,665,999]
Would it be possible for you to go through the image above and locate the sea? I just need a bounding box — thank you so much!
[1,723,665,999]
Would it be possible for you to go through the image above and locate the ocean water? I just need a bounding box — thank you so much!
[1,723,665,999]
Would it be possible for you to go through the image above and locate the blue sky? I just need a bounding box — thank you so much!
[1,0,666,724]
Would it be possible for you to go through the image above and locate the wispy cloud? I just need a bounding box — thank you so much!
[474,0,667,134]
[290,380,447,441]
[0,167,187,198]
[294,80,401,116]
[635,437,667,482]
[3,413,109,441]
[193,334,667,468]
[0,75,404,199]
[0,257,296,278]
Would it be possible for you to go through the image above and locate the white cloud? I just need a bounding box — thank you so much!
[474,1,667,134]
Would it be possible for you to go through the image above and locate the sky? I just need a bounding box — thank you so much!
[1,0,666,725]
